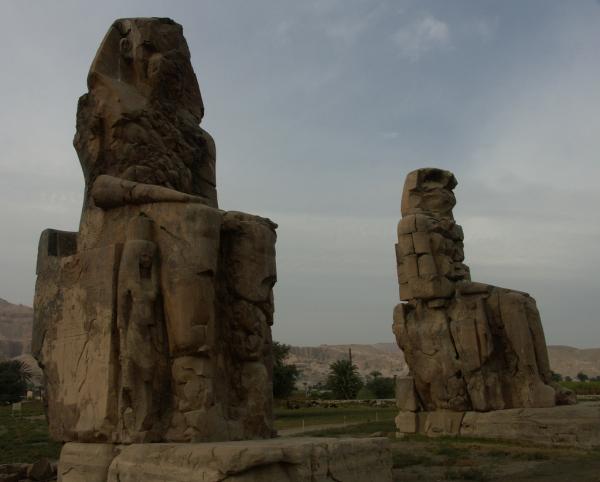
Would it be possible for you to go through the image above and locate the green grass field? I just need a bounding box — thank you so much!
[3,401,599,481]
[559,380,600,395]
[297,419,600,482]
[0,402,395,463]
[0,401,61,464]
[274,405,397,430]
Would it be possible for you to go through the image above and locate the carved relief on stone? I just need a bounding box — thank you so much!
[117,215,169,442]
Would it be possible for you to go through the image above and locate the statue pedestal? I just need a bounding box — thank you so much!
[58,437,393,482]
[35,204,278,444]
[395,403,600,448]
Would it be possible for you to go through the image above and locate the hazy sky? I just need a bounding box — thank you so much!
[1,1,599,347]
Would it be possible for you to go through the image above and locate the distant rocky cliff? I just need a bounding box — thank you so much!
[0,298,597,383]
[0,298,32,359]
[288,343,409,386]
[546,345,600,379]
[288,342,600,386]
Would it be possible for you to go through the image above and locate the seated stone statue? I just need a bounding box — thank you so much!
[33,18,277,444]
[393,168,574,421]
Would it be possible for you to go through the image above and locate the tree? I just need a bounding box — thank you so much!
[365,371,395,399]
[576,372,589,382]
[551,371,563,382]
[326,359,363,400]
[0,360,31,404]
[272,342,300,399]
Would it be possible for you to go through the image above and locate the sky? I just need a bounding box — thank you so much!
[1,0,599,348]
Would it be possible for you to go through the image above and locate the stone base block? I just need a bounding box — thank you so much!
[395,376,418,412]
[395,403,600,448]
[460,402,600,448]
[59,443,118,482]
[395,411,417,433]
[424,410,464,436]
[58,437,392,482]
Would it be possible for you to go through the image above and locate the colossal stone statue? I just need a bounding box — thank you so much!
[33,18,277,444]
[393,168,574,433]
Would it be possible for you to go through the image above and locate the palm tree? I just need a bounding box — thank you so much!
[0,360,32,404]
[326,359,363,400]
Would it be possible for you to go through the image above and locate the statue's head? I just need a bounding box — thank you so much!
[401,168,457,218]
[74,18,217,206]
[89,17,203,120]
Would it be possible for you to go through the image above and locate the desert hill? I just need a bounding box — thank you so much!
[288,342,600,385]
[0,297,32,360]
[546,345,600,379]
[288,343,409,386]
[0,298,598,383]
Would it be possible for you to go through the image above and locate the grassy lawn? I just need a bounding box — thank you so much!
[274,405,397,430]
[0,401,62,464]
[3,401,599,482]
[297,419,600,482]
[1,402,395,461]
[559,380,600,395]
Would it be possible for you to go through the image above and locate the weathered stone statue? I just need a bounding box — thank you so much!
[33,17,277,444]
[393,168,574,434]
[30,18,394,480]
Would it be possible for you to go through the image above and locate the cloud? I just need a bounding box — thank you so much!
[320,2,390,46]
[471,18,496,41]
[2,1,599,348]
[271,212,398,345]
[324,17,370,45]
[274,20,293,43]
[379,131,400,140]
[305,0,345,16]
[392,15,450,61]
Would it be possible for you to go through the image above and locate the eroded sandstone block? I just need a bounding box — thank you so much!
[393,168,570,415]
[33,18,277,444]
[394,412,417,434]
[59,443,119,482]
[460,403,600,448]
[394,405,600,448]
[423,410,464,437]
[395,376,419,412]
[58,438,393,482]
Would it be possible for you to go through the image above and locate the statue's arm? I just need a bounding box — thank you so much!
[91,175,212,209]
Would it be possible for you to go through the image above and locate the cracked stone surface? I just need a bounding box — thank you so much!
[392,168,572,416]
[460,402,600,448]
[33,18,277,444]
[58,438,393,482]
[74,18,216,212]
